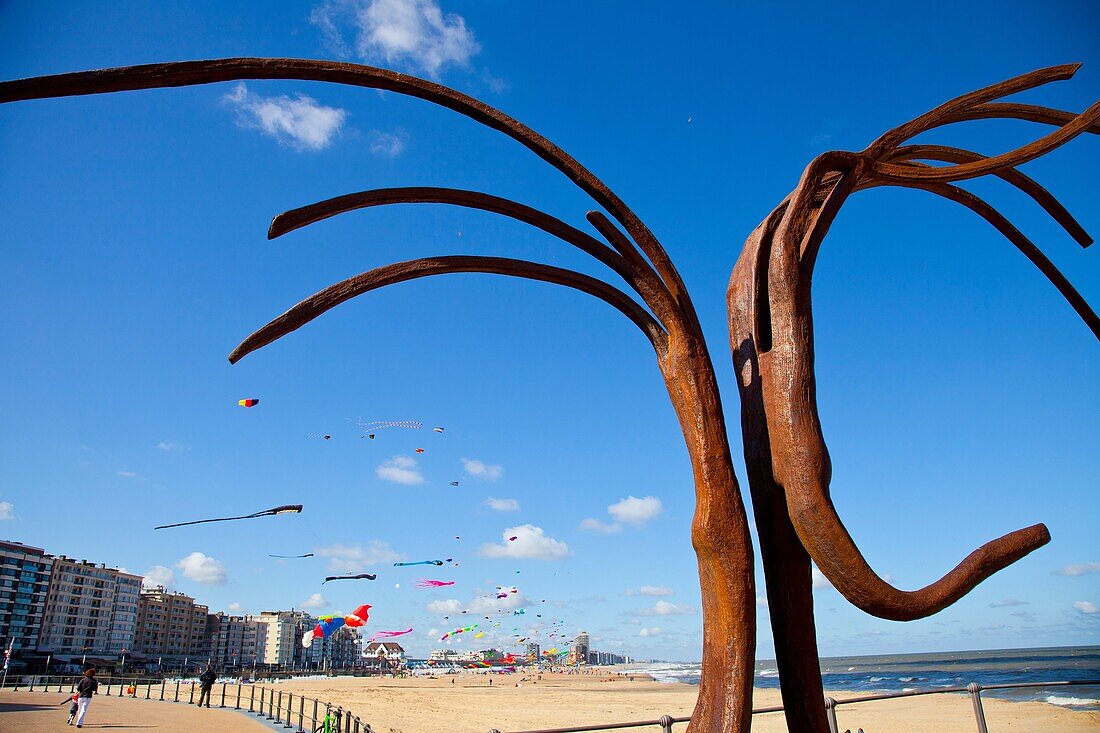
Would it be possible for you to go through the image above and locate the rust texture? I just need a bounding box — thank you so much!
[3,58,1096,733]
[728,64,1097,732]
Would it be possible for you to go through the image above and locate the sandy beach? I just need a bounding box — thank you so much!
[270,672,1100,733]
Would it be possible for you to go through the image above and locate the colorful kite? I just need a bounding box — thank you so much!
[154,504,302,530]
[512,609,525,615]
[416,580,455,588]
[323,573,377,583]
[238,398,259,407]
[303,604,370,646]
[440,624,478,641]
[394,560,444,567]
[474,632,485,639]
[367,628,413,643]
[415,448,425,454]
[433,427,445,433]
[269,553,313,559]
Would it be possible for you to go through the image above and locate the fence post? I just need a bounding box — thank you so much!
[174,680,180,702]
[221,681,227,707]
[257,687,265,715]
[659,714,675,733]
[146,680,151,699]
[237,682,242,710]
[313,699,319,730]
[284,693,294,728]
[823,697,840,733]
[968,682,990,733]
[250,685,256,712]
[188,681,195,704]
[275,690,283,720]
[298,694,305,733]
[29,675,36,692]
[160,679,165,701]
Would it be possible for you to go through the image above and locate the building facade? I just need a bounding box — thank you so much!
[255,611,304,667]
[38,556,140,658]
[0,540,53,652]
[134,587,210,662]
[525,642,541,661]
[569,631,590,666]
[208,613,265,668]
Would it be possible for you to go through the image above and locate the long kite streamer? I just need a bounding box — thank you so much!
[395,560,445,567]
[440,624,478,641]
[269,553,313,559]
[154,504,302,530]
[367,628,413,643]
[323,573,377,583]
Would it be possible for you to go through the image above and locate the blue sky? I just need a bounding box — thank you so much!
[1,1,1097,662]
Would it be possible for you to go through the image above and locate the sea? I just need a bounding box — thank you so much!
[624,646,1100,711]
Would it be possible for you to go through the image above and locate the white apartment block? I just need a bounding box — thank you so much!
[38,556,141,657]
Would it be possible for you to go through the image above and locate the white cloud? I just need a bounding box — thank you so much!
[175,552,227,585]
[426,599,462,615]
[377,455,425,485]
[315,541,403,573]
[636,600,694,616]
[462,458,503,481]
[224,82,346,151]
[989,599,1028,608]
[117,470,136,478]
[141,565,175,590]
[607,495,663,527]
[301,593,328,609]
[485,497,520,512]
[310,0,480,77]
[0,501,12,520]
[479,525,570,561]
[639,627,662,637]
[1054,562,1100,577]
[228,602,243,613]
[367,129,407,157]
[812,565,833,590]
[579,518,622,534]
[155,440,188,453]
[470,592,530,614]
[638,585,674,597]
[1074,601,1098,615]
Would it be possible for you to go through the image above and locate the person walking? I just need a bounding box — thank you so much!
[75,666,98,728]
[197,664,217,708]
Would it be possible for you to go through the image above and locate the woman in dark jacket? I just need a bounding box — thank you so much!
[75,666,98,728]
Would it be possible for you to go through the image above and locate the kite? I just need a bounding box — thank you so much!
[415,448,425,454]
[416,580,455,588]
[466,661,491,668]
[495,593,508,599]
[433,427,445,433]
[238,398,259,407]
[367,628,413,643]
[512,609,525,615]
[269,553,313,559]
[349,418,423,437]
[154,504,302,530]
[508,536,518,542]
[322,573,377,583]
[450,481,460,487]
[303,603,370,646]
[474,632,485,639]
[440,624,478,641]
[394,560,444,567]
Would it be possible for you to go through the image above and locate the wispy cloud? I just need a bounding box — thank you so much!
[1054,562,1100,577]
[0,501,12,520]
[141,565,175,590]
[310,0,480,77]
[155,440,189,453]
[579,518,621,534]
[377,455,425,485]
[625,585,673,597]
[485,497,520,512]
[117,470,137,478]
[462,458,502,481]
[990,599,1028,608]
[479,525,570,561]
[812,565,833,590]
[1074,601,1098,615]
[228,602,244,613]
[224,82,347,151]
[301,593,328,609]
[470,591,530,614]
[315,541,403,573]
[426,599,462,614]
[607,495,663,527]
[635,600,694,616]
[175,552,227,585]
[368,129,408,157]
[639,627,662,637]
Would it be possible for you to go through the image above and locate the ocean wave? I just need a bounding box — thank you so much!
[1045,695,1100,707]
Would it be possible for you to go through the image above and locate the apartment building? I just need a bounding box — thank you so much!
[0,540,53,652]
[254,610,304,667]
[38,556,141,657]
[134,587,210,661]
[208,612,266,668]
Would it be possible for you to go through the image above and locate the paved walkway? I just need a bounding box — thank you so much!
[0,689,278,732]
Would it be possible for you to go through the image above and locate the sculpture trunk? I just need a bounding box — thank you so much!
[728,211,831,733]
[659,331,756,733]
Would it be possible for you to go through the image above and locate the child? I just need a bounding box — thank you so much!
[60,693,78,726]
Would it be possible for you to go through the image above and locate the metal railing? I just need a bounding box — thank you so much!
[1,674,375,733]
[486,679,1100,733]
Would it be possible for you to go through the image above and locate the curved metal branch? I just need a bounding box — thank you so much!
[228,255,667,364]
[887,145,1092,247]
[584,211,679,325]
[867,63,1082,155]
[930,102,1100,136]
[0,58,694,334]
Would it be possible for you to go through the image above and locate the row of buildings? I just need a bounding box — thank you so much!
[424,636,631,667]
[1,539,390,673]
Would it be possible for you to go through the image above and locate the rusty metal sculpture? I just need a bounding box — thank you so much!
[1,59,1096,733]
[729,63,1099,732]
